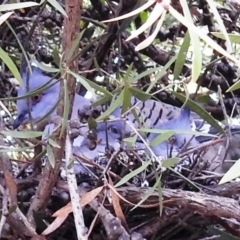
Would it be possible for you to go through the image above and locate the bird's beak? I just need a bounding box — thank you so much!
[13,119,22,129]
[13,113,26,129]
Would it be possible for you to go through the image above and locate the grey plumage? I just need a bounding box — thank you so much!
[14,66,91,129]
[13,67,60,128]
[105,95,200,131]
[82,105,240,174]
[147,107,199,158]
[13,63,130,168]
[74,130,122,161]
[13,61,240,175]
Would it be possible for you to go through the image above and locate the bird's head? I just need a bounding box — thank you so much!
[149,107,198,157]
[13,65,60,129]
[96,119,132,140]
[75,127,125,161]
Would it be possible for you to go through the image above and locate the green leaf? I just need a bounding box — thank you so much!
[48,138,61,148]
[211,32,240,45]
[197,95,212,103]
[149,131,175,147]
[162,157,180,168]
[146,55,177,93]
[5,21,30,84]
[121,87,132,114]
[123,63,134,85]
[181,0,202,82]
[53,48,61,67]
[172,92,225,134]
[34,149,47,161]
[67,30,85,62]
[1,80,59,101]
[131,175,161,211]
[123,135,138,147]
[157,179,163,216]
[92,95,112,107]
[208,0,232,51]
[34,61,59,73]
[219,159,240,184]
[66,158,76,169]
[69,71,92,93]
[115,161,152,188]
[0,47,22,86]
[0,2,39,11]
[139,128,217,138]
[97,92,123,120]
[174,30,190,80]
[2,130,43,138]
[227,80,240,92]
[46,0,67,17]
[46,144,55,168]
[73,75,112,100]
[129,87,152,101]
[60,80,70,137]
[140,9,148,23]
[132,65,164,83]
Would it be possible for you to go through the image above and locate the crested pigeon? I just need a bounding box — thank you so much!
[13,60,240,175]
[80,106,240,174]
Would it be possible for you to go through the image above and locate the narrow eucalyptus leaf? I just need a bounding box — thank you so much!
[48,139,61,148]
[122,87,132,114]
[162,158,180,168]
[219,158,240,184]
[92,95,112,107]
[67,30,85,61]
[174,31,190,80]
[97,92,123,120]
[1,130,43,138]
[47,0,67,17]
[60,80,70,137]
[34,61,59,73]
[149,131,175,147]
[131,176,161,211]
[115,161,151,188]
[46,144,56,168]
[129,87,152,101]
[0,2,38,11]
[69,71,92,93]
[227,80,240,92]
[139,128,216,138]
[173,92,224,134]
[123,135,138,147]
[211,32,240,45]
[0,47,22,85]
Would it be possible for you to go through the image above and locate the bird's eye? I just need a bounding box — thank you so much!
[109,125,119,135]
[32,94,43,103]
